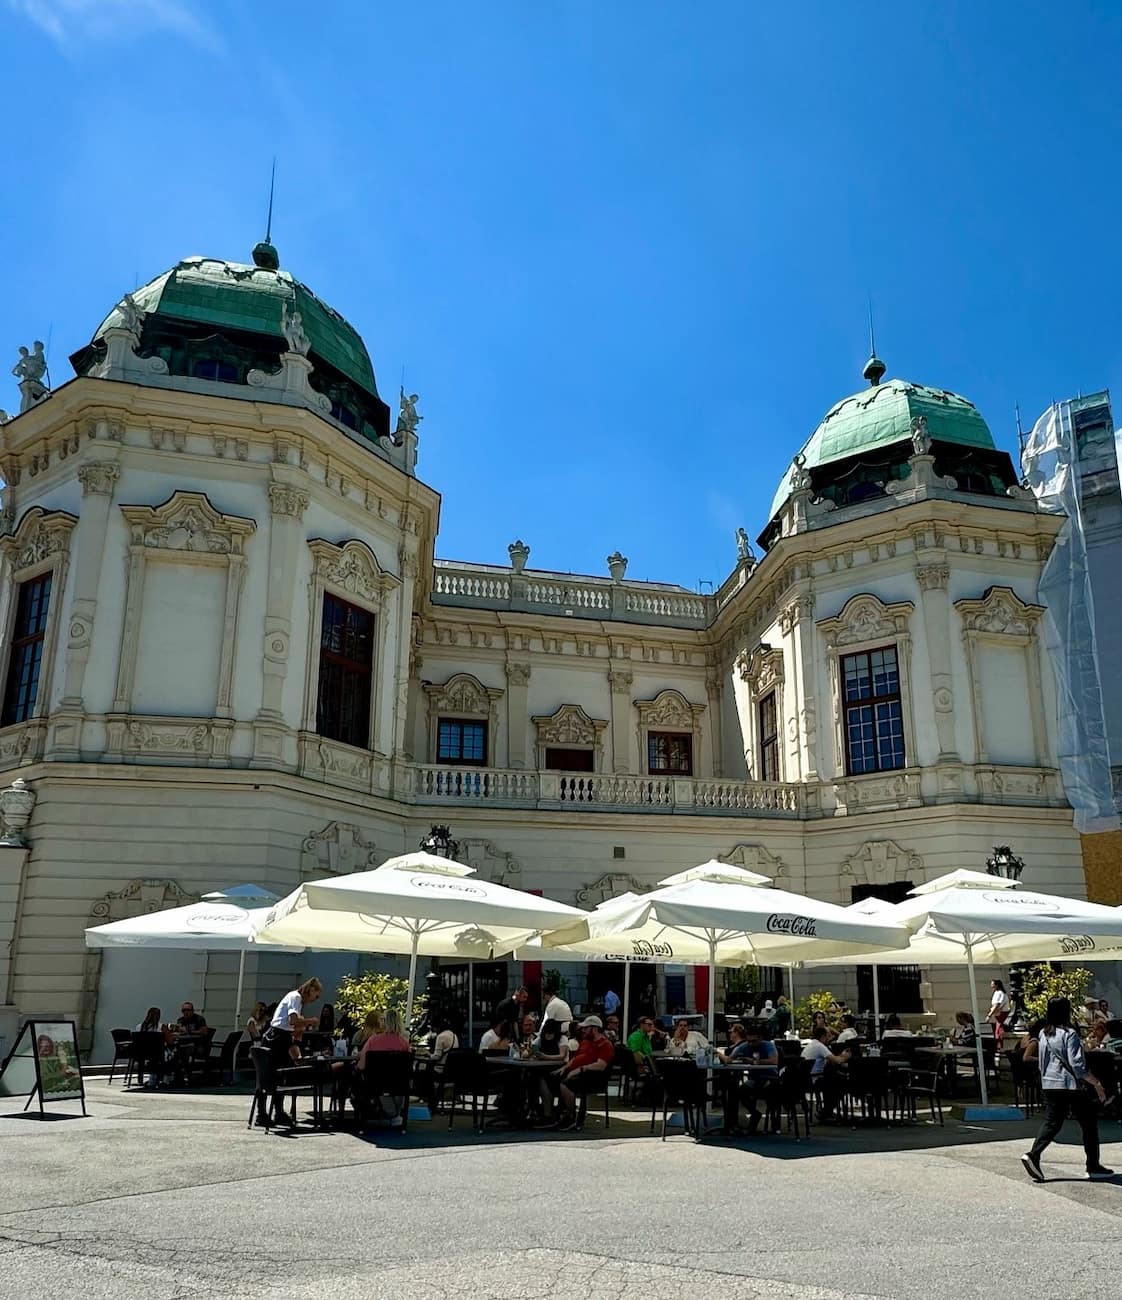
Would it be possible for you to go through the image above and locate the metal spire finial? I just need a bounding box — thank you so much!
[252,159,280,270]
[862,294,886,386]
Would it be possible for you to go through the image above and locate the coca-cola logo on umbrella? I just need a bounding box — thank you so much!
[980,893,1059,910]
[409,877,486,897]
[1058,935,1095,954]
[765,914,818,937]
[185,910,246,929]
[629,939,673,958]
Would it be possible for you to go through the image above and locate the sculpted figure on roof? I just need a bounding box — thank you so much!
[281,302,311,356]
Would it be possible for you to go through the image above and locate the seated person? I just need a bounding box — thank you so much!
[772,995,793,1038]
[431,1016,460,1065]
[1087,1019,1108,1050]
[1102,1019,1122,1054]
[717,1022,751,1063]
[881,1015,914,1040]
[649,1022,669,1052]
[603,1014,622,1044]
[532,1018,570,1121]
[176,1002,208,1036]
[810,1011,836,1043]
[520,1012,539,1043]
[1019,1019,1044,1063]
[358,1008,410,1065]
[730,1022,779,1134]
[950,1011,977,1046]
[666,1017,709,1058]
[479,1020,514,1054]
[555,1016,614,1130]
[626,1016,656,1066]
[835,1014,860,1044]
[244,1001,269,1043]
[801,1026,851,1119]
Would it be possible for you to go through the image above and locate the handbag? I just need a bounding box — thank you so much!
[1047,1030,1098,1095]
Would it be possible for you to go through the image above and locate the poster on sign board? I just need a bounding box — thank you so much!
[0,1020,87,1115]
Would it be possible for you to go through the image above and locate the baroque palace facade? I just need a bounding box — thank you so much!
[0,241,1113,1060]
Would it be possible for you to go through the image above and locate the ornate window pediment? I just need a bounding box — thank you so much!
[0,506,78,573]
[816,593,914,649]
[735,643,784,698]
[635,688,705,730]
[424,672,504,717]
[718,842,787,880]
[308,537,401,607]
[120,491,255,556]
[954,585,1043,637]
[532,703,607,748]
[840,839,924,886]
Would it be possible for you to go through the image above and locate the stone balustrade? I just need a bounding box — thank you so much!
[408,763,804,816]
[431,561,712,628]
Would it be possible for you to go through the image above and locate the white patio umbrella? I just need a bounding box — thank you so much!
[541,861,911,1037]
[84,889,298,1030]
[804,869,1122,1105]
[253,852,588,1024]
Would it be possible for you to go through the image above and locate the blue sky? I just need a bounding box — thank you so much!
[3,1,1122,590]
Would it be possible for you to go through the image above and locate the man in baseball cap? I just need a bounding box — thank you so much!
[554,1016,614,1131]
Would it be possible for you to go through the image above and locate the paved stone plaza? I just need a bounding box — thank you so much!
[0,1080,1119,1300]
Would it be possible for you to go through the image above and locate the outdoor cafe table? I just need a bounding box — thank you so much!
[485,1056,561,1126]
[916,1044,977,1097]
[703,1062,781,1138]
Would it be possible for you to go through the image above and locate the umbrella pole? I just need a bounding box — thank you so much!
[707,935,717,1041]
[467,959,474,1047]
[234,949,246,1033]
[872,967,881,1038]
[405,929,420,1031]
[965,940,988,1106]
[623,960,631,1033]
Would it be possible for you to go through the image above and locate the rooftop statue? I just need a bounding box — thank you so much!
[118,292,145,337]
[790,452,812,493]
[281,302,311,357]
[910,414,932,456]
[12,341,49,412]
[735,527,755,564]
[397,386,422,438]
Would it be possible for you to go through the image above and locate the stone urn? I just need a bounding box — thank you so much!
[0,777,36,847]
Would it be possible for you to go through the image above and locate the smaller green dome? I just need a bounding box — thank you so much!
[768,376,997,519]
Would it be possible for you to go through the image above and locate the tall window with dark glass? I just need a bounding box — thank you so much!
[647,731,692,776]
[1,574,52,726]
[841,645,905,775]
[316,593,374,748]
[757,691,779,782]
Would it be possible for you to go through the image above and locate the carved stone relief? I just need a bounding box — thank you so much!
[575,871,646,907]
[718,842,788,880]
[839,839,924,886]
[460,838,521,887]
[300,822,379,878]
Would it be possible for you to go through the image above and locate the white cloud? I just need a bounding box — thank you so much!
[7,0,224,53]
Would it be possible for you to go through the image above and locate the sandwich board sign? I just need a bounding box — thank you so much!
[0,1019,87,1115]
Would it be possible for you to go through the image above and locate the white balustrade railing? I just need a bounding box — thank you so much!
[410,764,800,815]
[624,589,708,621]
[433,570,511,601]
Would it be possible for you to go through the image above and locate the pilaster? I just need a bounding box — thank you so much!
[505,660,531,769]
[608,669,634,773]
[915,559,959,761]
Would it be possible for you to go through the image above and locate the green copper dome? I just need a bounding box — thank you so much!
[92,254,379,396]
[768,374,997,519]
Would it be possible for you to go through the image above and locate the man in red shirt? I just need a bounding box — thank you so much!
[556,1015,615,1131]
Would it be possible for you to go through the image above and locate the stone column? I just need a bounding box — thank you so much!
[60,460,120,710]
[608,669,633,773]
[391,536,421,764]
[251,479,308,767]
[779,593,817,782]
[915,559,958,761]
[0,777,35,1009]
[505,660,531,769]
[705,664,724,778]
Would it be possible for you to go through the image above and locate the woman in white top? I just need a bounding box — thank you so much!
[264,978,322,1123]
[666,1017,709,1057]
[987,980,1009,1023]
[479,1020,513,1053]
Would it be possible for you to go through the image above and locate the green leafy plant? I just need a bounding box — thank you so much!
[335,972,425,1035]
[1021,964,1093,1023]
[723,967,761,994]
[543,969,569,998]
[794,990,837,1035]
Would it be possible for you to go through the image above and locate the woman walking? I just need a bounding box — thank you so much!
[1022,997,1113,1182]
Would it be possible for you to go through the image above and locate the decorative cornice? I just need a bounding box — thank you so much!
[308,537,401,606]
[816,592,914,650]
[120,492,255,556]
[955,585,1044,636]
[0,506,78,571]
[735,643,784,697]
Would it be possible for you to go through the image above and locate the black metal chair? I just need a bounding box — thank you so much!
[763,1059,814,1140]
[572,1061,613,1130]
[843,1055,892,1125]
[108,1029,133,1084]
[894,1065,944,1126]
[651,1058,707,1140]
[355,1051,415,1131]
[201,1031,243,1086]
[612,1043,641,1104]
[247,1044,311,1129]
[443,1050,495,1132]
[125,1030,166,1087]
